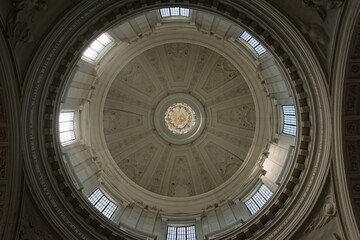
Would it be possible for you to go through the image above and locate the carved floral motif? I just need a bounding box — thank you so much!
[165,103,196,134]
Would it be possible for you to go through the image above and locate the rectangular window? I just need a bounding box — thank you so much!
[82,33,112,62]
[88,188,118,219]
[244,184,273,215]
[59,111,76,143]
[282,105,297,136]
[160,7,190,18]
[166,225,197,240]
[240,31,267,56]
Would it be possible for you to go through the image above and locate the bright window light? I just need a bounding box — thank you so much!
[245,184,273,215]
[282,105,297,136]
[82,33,112,62]
[59,111,75,143]
[159,7,190,18]
[88,188,118,219]
[240,31,267,56]
[166,225,197,240]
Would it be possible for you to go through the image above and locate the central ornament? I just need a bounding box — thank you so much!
[165,103,196,134]
[154,93,205,144]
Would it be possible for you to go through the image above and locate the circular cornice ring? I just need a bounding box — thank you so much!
[21,1,331,240]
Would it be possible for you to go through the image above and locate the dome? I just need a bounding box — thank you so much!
[10,0,350,239]
[103,43,256,197]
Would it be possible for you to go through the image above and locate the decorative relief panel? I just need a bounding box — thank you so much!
[217,103,256,130]
[107,130,152,156]
[147,147,170,194]
[106,88,152,110]
[207,82,250,106]
[0,147,7,180]
[0,96,5,122]
[350,180,360,197]
[17,192,59,240]
[202,57,239,93]
[190,147,215,192]
[344,141,360,172]
[348,62,360,78]
[103,109,143,134]
[207,128,252,150]
[145,49,169,90]
[6,0,48,43]
[189,46,213,90]
[116,59,156,96]
[344,83,360,115]
[117,143,157,184]
[165,43,190,82]
[344,120,360,136]
[0,127,8,142]
[0,185,5,203]
[168,156,194,197]
[204,142,243,181]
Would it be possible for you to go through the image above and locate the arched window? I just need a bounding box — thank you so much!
[244,184,273,215]
[59,111,76,144]
[88,188,118,219]
[282,105,297,136]
[166,225,197,240]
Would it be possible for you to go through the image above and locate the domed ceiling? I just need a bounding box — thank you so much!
[103,43,256,197]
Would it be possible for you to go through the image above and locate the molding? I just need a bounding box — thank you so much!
[332,0,360,239]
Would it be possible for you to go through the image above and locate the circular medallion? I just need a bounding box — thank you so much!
[165,103,196,134]
[154,93,206,144]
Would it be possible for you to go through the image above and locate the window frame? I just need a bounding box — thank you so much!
[166,225,197,240]
[159,7,191,19]
[88,188,118,219]
[282,105,297,136]
[244,184,273,215]
[59,110,78,145]
[81,32,114,63]
[239,31,267,56]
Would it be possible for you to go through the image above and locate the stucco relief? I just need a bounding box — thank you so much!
[147,148,170,194]
[302,0,344,21]
[204,142,243,180]
[168,156,194,197]
[189,46,212,89]
[145,49,169,90]
[191,147,215,192]
[7,0,48,43]
[207,128,252,150]
[0,148,7,180]
[117,143,157,183]
[103,109,143,134]
[116,59,156,97]
[106,88,152,109]
[217,103,256,130]
[344,83,360,115]
[106,130,152,156]
[0,127,8,142]
[165,43,190,82]
[305,195,337,233]
[202,57,239,93]
[207,82,250,106]
[17,197,59,240]
[0,96,5,122]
